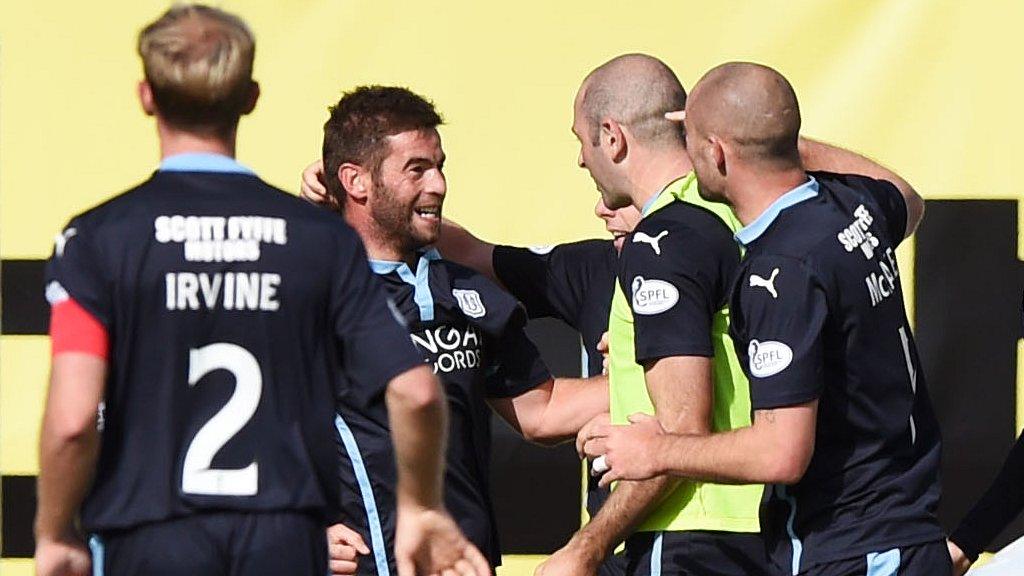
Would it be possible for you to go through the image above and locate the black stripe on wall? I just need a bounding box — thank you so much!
[915,199,1024,548]
[1,259,48,335]
[1,475,36,558]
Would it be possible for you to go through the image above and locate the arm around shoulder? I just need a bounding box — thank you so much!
[798,137,924,237]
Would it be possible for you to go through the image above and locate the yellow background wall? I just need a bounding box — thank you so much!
[3,1,1023,574]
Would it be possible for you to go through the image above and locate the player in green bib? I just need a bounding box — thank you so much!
[537,54,771,576]
[606,170,763,535]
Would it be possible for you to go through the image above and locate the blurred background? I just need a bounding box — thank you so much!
[3,1,1023,574]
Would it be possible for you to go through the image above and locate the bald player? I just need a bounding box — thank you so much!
[539,53,768,576]
[586,62,947,575]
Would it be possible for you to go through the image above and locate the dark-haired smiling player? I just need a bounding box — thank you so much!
[33,6,487,576]
[588,62,946,575]
[317,85,609,575]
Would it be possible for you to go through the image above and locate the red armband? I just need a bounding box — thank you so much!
[50,297,109,359]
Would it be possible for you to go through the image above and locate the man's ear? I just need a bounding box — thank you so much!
[241,81,260,116]
[339,163,371,205]
[138,81,157,116]
[601,119,628,163]
[710,137,727,177]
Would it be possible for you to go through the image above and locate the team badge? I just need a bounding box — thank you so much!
[749,268,780,299]
[631,276,679,315]
[747,339,793,377]
[453,289,487,318]
[528,245,555,255]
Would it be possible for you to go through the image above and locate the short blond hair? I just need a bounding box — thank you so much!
[138,4,255,131]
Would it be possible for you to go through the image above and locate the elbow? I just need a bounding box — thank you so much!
[520,423,565,446]
[45,411,98,447]
[386,366,445,414]
[764,448,811,485]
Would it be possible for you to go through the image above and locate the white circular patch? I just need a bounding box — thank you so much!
[630,276,679,315]
[528,245,555,255]
[747,340,794,378]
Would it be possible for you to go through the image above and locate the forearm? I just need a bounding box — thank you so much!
[532,376,609,443]
[799,137,911,189]
[35,353,106,540]
[572,476,678,556]
[35,421,99,539]
[437,219,498,284]
[386,365,448,509]
[655,423,803,485]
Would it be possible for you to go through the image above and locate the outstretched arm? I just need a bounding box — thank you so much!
[436,219,500,285]
[535,356,713,576]
[488,375,609,445]
[584,401,818,487]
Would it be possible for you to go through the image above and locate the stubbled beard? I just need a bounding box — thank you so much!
[369,181,436,253]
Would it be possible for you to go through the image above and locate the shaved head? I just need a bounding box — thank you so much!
[578,53,686,147]
[687,62,801,166]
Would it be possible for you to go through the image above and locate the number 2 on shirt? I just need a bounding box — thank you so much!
[182,342,261,496]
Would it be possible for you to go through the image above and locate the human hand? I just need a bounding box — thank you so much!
[946,540,971,576]
[394,505,491,576]
[582,413,667,488]
[576,412,611,460]
[300,159,330,205]
[327,522,370,576]
[35,534,91,576]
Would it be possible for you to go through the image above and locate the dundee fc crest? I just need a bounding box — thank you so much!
[452,289,486,318]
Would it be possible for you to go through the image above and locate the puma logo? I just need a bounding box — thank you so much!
[749,268,780,299]
[54,227,77,258]
[633,230,669,255]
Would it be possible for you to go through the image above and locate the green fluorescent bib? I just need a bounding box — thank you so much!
[607,172,762,533]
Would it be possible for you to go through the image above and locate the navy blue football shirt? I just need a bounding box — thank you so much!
[44,154,423,533]
[493,240,617,378]
[334,249,551,572]
[728,172,943,573]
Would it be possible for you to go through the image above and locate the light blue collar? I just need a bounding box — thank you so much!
[159,153,256,175]
[735,176,819,246]
[370,249,441,322]
[641,190,662,217]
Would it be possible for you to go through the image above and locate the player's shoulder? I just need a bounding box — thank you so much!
[440,259,514,301]
[553,238,616,256]
[811,170,898,196]
[811,171,904,215]
[625,200,738,267]
[436,258,523,329]
[639,199,736,244]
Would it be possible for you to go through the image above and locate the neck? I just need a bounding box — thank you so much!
[628,146,693,211]
[344,209,418,268]
[156,116,237,160]
[731,166,809,226]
